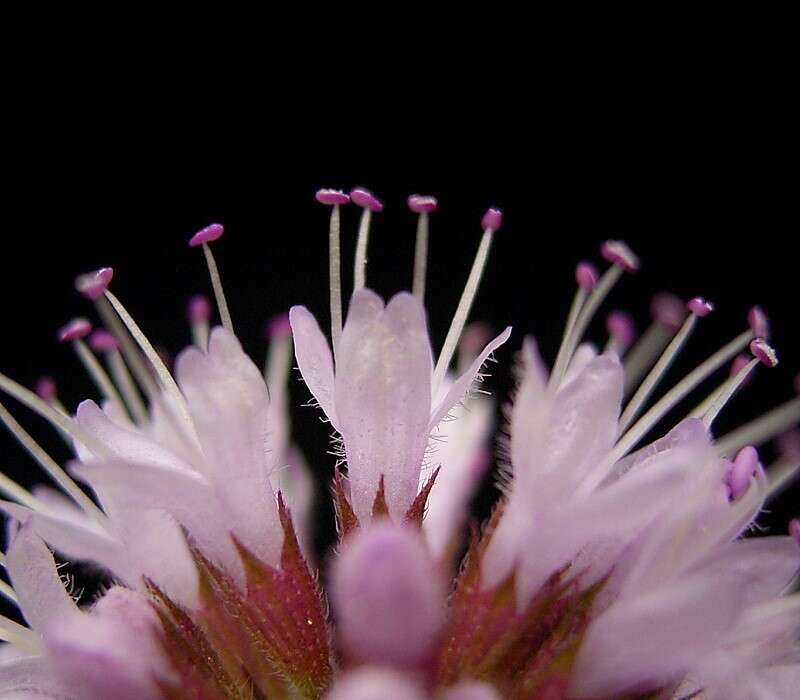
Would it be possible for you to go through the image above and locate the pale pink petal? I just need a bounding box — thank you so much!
[0,656,72,699]
[73,459,244,589]
[177,327,274,483]
[5,522,80,633]
[515,451,693,604]
[440,681,502,700]
[45,587,170,700]
[572,570,744,698]
[289,305,339,429]
[686,537,800,609]
[561,342,598,387]
[508,337,552,486]
[324,667,426,700]
[543,353,623,489]
[76,400,194,474]
[0,501,128,585]
[336,292,432,520]
[424,399,494,558]
[331,522,445,667]
[428,326,512,431]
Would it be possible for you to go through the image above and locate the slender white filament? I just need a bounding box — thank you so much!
[715,397,800,458]
[202,242,234,333]
[0,615,42,654]
[0,578,18,605]
[701,358,759,428]
[353,208,372,291]
[94,296,160,399]
[549,287,589,389]
[0,372,108,457]
[191,316,210,351]
[329,205,343,359]
[766,458,800,500]
[104,290,199,447]
[0,400,107,525]
[623,322,674,398]
[107,350,148,425]
[432,228,494,392]
[73,340,128,419]
[0,468,48,512]
[412,212,430,301]
[609,329,753,465]
[551,265,624,388]
[619,314,697,432]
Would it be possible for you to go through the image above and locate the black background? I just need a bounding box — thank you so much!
[0,82,797,612]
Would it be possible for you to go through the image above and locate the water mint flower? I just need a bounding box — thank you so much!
[0,188,797,699]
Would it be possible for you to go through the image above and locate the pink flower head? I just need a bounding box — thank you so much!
[0,186,797,700]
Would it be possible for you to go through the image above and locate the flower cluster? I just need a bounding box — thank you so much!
[0,188,798,699]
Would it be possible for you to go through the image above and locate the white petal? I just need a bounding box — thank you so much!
[289,305,339,429]
[336,292,432,520]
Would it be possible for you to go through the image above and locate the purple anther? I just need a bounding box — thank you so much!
[88,329,119,352]
[187,294,212,324]
[188,223,224,248]
[575,262,599,292]
[606,311,637,347]
[650,292,686,330]
[407,194,438,214]
[747,306,770,340]
[315,189,350,206]
[34,376,57,402]
[600,240,639,272]
[750,338,778,368]
[58,318,92,342]
[75,267,114,300]
[687,297,714,317]
[481,207,503,232]
[267,312,292,339]
[350,188,384,213]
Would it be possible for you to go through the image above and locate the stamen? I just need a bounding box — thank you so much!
[351,188,383,291]
[0,399,107,524]
[700,356,760,428]
[432,208,501,392]
[0,467,49,512]
[749,338,779,368]
[187,294,212,349]
[623,292,686,396]
[409,194,438,301]
[0,578,18,605]
[619,299,709,432]
[265,313,293,396]
[548,262,597,387]
[584,327,756,490]
[0,371,108,456]
[33,377,70,443]
[90,331,148,426]
[75,267,114,300]
[766,458,800,500]
[316,189,350,359]
[604,310,637,357]
[747,305,770,339]
[551,242,638,388]
[715,397,800,458]
[189,224,233,334]
[0,614,42,654]
[458,322,493,373]
[727,446,759,500]
[103,290,199,446]
[61,320,128,419]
